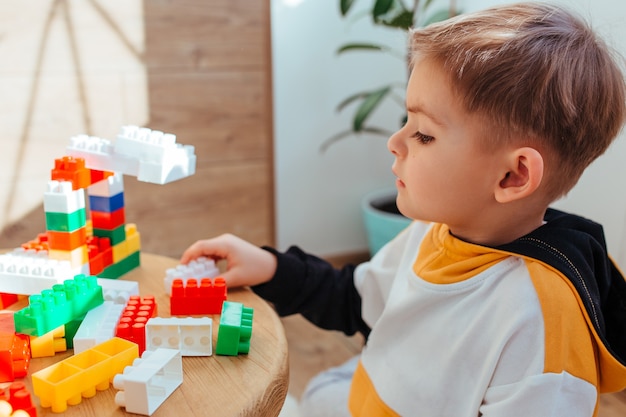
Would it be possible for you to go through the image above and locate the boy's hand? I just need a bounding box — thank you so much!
[180,234,277,288]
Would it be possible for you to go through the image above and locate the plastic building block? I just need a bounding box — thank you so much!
[43,181,85,215]
[89,192,124,213]
[29,326,66,358]
[170,277,226,316]
[44,208,86,233]
[50,157,91,190]
[115,125,196,184]
[47,228,86,251]
[215,301,254,356]
[14,274,104,336]
[47,245,88,269]
[0,294,20,310]
[0,381,37,417]
[89,168,113,185]
[0,332,30,382]
[115,296,157,354]
[20,233,49,252]
[145,317,212,356]
[164,256,220,295]
[91,207,125,230]
[67,126,196,185]
[113,348,183,415]
[0,249,76,295]
[97,278,139,304]
[66,135,140,178]
[74,301,125,353]
[86,236,113,275]
[32,337,139,413]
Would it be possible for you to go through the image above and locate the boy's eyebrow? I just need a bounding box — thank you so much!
[407,102,445,126]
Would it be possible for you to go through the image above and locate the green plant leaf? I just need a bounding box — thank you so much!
[423,0,436,11]
[340,0,356,16]
[382,10,414,29]
[337,43,389,54]
[353,86,392,131]
[373,0,394,18]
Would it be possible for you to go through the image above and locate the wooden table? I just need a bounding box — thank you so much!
[10,253,289,417]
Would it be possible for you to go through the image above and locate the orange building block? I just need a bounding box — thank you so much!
[50,156,91,190]
[47,228,87,251]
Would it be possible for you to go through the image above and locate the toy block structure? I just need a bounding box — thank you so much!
[13,274,104,337]
[215,301,254,356]
[113,348,183,415]
[32,337,139,413]
[0,126,195,295]
[170,277,226,316]
[145,317,213,356]
[163,256,220,295]
[115,295,157,354]
[29,326,66,358]
[73,301,125,354]
[0,381,37,417]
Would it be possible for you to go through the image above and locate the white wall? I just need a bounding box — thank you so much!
[271,0,626,268]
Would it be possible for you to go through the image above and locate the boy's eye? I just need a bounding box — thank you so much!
[413,131,434,144]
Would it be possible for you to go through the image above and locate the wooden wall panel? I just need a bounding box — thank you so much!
[0,0,274,260]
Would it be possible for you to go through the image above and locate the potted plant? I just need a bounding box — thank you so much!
[325,0,459,254]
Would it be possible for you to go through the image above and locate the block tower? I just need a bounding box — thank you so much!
[0,125,196,294]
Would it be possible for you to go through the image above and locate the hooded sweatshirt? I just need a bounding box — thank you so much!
[254,208,626,416]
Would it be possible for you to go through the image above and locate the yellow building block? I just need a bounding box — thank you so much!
[48,245,88,268]
[29,326,66,358]
[126,223,141,254]
[32,337,138,413]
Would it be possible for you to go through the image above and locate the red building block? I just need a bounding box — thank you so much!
[115,295,157,354]
[0,332,30,382]
[91,207,125,230]
[170,277,227,316]
[0,381,37,417]
[89,169,113,184]
[86,236,113,276]
[50,156,91,190]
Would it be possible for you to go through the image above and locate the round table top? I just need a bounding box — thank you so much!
[10,252,289,417]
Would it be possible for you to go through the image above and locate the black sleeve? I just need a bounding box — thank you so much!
[251,245,371,338]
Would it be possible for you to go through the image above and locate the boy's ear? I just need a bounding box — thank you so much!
[495,147,544,203]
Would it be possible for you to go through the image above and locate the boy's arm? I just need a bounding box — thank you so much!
[252,246,371,338]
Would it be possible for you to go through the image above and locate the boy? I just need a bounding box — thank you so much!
[181,3,626,416]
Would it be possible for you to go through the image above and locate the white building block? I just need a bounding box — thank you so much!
[67,127,196,185]
[163,256,220,294]
[98,278,140,304]
[73,301,125,353]
[113,348,183,415]
[67,134,140,177]
[43,181,86,214]
[146,317,212,356]
[0,249,78,294]
[88,171,124,197]
[115,125,196,184]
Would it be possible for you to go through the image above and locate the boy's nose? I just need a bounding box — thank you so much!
[387,130,404,156]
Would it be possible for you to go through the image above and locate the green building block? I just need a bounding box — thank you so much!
[216,301,254,356]
[45,208,86,232]
[93,224,126,245]
[98,251,140,279]
[14,274,104,336]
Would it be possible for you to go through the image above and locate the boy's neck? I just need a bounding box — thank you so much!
[447,205,547,247]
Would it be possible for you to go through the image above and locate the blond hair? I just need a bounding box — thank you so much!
[409,2,626,199]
